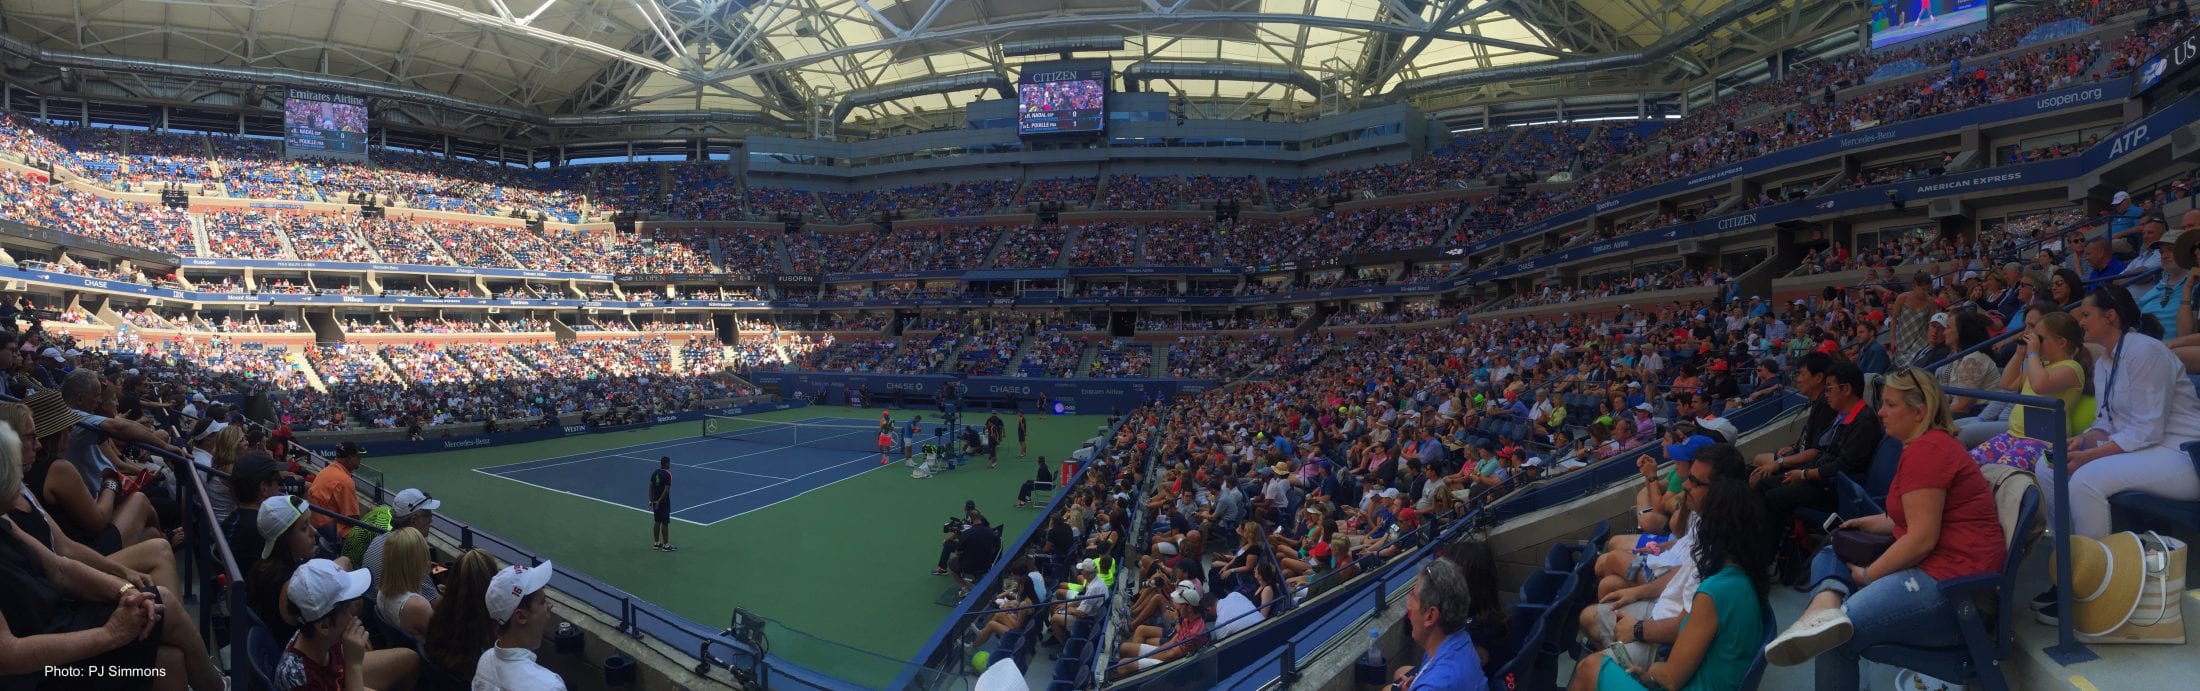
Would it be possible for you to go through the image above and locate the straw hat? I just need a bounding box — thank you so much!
[2050,532,2146,636]
[24,390,83,440]
[2170,227,2200,270]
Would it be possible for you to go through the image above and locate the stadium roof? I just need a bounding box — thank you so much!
[0,0,1837,131]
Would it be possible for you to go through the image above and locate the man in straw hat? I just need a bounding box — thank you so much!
[23,389,166,549]
[59,369,185,493]
[2162,220,2200,373]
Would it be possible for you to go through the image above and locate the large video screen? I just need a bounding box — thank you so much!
[1869,0,1991,49]
[1018,62,1107,136]
[283,89,369,160]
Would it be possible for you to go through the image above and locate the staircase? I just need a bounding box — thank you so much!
[286,352,330,394]
[1005,332,1042,374]
[936,329,971,374]
[1055,225,1080,268]
[269,217,304,260]
[1148,344,1168,377]
[186,215,212,257]
[1072,342,1100,377]
[772,234,795,273]
[979,226,1014,267]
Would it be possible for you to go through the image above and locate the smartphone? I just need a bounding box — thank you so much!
[1608,637,1634,668]
[1822,512,1843,533]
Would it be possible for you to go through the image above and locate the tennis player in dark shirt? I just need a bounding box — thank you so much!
[649,457,676,552]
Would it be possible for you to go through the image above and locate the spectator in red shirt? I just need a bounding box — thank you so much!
[1762,368,2006,689]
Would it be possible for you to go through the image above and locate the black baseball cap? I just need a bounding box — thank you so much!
[965,500,977,512]
[232,451,281,489]
[336,441,366,458]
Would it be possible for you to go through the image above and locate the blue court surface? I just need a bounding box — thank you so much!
[475,416,896,526]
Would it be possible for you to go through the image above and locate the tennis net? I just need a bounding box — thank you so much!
[701,416,885,453]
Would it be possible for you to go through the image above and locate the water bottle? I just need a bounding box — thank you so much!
[1355,626,1387,684]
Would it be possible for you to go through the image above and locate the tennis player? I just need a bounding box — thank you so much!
[1017,411,1029,459]
[648,456,677,552]
[879,429,893,465]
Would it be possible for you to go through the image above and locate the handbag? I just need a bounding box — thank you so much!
[1830,527,1894,567]
[2054,530,2187,644]
[2088,532,2187,644]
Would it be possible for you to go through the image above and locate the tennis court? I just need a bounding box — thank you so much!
[363,406,1108,682]
[477,416,905,525]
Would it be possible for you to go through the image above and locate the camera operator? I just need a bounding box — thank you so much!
[932,501,999,593]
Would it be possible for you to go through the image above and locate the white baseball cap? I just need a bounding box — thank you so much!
[2113,191,2132,204]
[486,561,556,625]
[391,488,441,519]
[256,495,311,559]
[39,347,64,363]
[286,559,371,622]
[1171,580,1202,606]
[192,421,229,442]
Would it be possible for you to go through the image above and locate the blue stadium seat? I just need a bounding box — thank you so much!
[1738,598,1777,690]
[1544,541,1586,575]
[1858,484,2041,691]
[2107,441,2200,534]
[244,616,282,690]
[1520,569,1568,607]
[1488,611,1547,691]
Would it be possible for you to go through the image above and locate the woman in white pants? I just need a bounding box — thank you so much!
[2035,288,2200,625]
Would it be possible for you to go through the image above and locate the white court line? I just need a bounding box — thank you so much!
[681,451,898,526]
[609,453,791,481]
[479,436,721,475]
[472,468,712,527]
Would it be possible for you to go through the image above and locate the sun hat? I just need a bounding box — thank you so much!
[23,390,83,439]
[2172,228,2200,270]
[2050,532,2146,637]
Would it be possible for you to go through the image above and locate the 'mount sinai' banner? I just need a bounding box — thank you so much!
[1465,80,2130,254]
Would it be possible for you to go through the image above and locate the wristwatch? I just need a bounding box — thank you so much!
[117,583,137,600]
[1633,618,1646,643]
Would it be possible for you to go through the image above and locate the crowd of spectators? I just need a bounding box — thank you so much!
[1019,177,1100,208]
[992,225,1067,269]
[857,226,1002,273]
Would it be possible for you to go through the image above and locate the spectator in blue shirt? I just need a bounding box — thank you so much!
[1399,558,1487,691]
[2071,237,2128,287]
[2107,190,2145,244]
[1851,320,1890,377]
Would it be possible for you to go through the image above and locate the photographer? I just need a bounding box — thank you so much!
[933,501,997,588]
